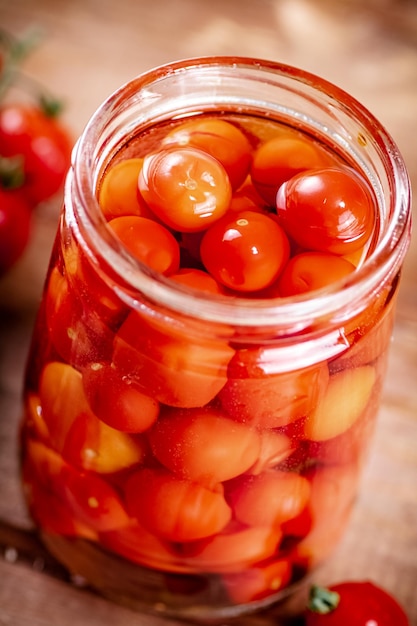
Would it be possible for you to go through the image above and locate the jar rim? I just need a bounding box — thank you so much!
[68,55,412,328]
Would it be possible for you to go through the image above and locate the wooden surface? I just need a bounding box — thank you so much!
[0,0,416,624]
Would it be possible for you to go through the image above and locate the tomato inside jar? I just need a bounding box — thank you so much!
[20,59,410,621]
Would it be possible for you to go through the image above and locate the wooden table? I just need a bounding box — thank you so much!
[0,0,416,624]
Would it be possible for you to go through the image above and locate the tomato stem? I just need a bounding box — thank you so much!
[308,585,341,614]
[0,28,43,101]
[0,155,26,190]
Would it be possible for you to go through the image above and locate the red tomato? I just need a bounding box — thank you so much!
[63,467,131,532]
[22,439,98,540]
[98,157,153,220]
[138,146,232,232]
[305,581,409,626]
[228,470,311,527]
[278,252,356,296]
[219,348,329,429]
[251,135,330,205]
[223,558,292,603]
[163,118,252,189]
[124,467,232,542]
[0,187,32,275]
[82,361,159,433]
[148,406,261,486]
[200,210,290,292]
[23,438,130,533]
[113,310,235,408]
[108,215,180,275]
[183,525,283,573]
[276,167,375,255]
[304,365,376,441]
[0,104,72,203]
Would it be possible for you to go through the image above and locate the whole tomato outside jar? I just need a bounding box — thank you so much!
[20,57,411,620]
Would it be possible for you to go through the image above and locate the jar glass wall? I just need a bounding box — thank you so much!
[21,57,411,620]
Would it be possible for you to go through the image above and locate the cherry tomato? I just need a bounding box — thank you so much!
[305,581,409,626]
[0,104,72,204]
[183,525,283,573]
[251,135,330,205]
[286,464,360,567]
[248,430,293,475]
[163,118,252,189]
[63,466,131,532]
[278,252,356,296]
[200,210,290,292]
[82,361,159,433]
[276,167,375,255]
[138,146,232,232]
[39,361,145,473]
[45,267,114,368]
[108,215,180,275]
[219,347,329,429]
[228,470,311,527]
[113,310,235,408]
[148,406,261,486]
[304,365,376,441]
[100,521,188,573]
[124,467,232,542]
[0,187,32,275]
[22,439,98,540]
[98,157,153,220]
[169,267,224,294]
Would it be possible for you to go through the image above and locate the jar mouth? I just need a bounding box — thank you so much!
[68,55,411,328]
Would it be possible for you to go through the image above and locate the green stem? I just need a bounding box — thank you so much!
[0,27,44,102]
[308,585,341,614]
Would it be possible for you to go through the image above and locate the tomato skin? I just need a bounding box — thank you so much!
[200,210,290,292]
[0,104,72,204]
[305,581,409,626]
[276,167,375,255]
[139,146,232,232]
[0,187,32,274]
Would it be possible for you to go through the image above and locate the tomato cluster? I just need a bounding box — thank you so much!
[21,113,395,608]
[0,30,73,276]
[98,117,375,297]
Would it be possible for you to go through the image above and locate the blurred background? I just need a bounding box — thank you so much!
[0,1,416,625]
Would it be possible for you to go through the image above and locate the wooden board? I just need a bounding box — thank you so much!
[1,0,416,623]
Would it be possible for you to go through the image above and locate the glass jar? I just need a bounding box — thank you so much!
[21,57,411,620]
